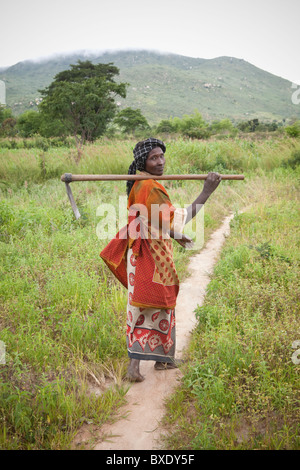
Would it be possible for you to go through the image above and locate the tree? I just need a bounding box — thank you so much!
[16,110,42,137]
[0,117,17,137]
[45,60,120,87]
[114,107,150,134]
[0,106,11,123]
[0,107,17,137]
[156,119,178,134]
[38,116,67,138]
[210,119,235,135]
[178,111,211,139]
[39,60,127,160]
[237,118,260,133]
[0,105,9,124]
[156,112,211,138]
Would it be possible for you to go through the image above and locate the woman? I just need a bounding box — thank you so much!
[100,138,221,382]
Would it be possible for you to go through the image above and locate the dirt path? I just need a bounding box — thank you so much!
[73,214,234,450]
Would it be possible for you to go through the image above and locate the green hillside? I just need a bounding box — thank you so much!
[0,50,298,124]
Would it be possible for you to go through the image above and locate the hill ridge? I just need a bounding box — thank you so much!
[0,50,298,123]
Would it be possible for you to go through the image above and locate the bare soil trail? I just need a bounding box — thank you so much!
[73,214,234,450]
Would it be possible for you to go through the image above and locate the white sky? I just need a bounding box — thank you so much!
[0,0,299,83]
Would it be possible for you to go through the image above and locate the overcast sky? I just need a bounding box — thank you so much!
[1,0,299,83]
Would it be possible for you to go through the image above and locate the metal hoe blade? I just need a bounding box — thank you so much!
[65,182,81,219]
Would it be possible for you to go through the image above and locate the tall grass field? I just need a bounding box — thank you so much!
[0,136,299,449]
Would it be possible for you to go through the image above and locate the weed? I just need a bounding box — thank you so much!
[162,164,300,450]
[1,137,299,449]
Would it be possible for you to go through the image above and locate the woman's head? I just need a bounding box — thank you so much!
[127,138,166,196]
[145,146,165,175]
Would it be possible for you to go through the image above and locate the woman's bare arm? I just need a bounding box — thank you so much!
[185,172,222,224]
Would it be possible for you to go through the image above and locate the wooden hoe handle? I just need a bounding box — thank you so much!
[61,172,244,220]
[61,173,244,182]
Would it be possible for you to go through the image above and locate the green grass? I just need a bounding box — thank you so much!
[162,168,300,450]
[0,152,136,448]
[1,135,299,186]
[0,178,130,449]
[0,136,299,449]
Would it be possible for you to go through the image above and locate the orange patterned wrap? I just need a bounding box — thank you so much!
[100,174,184,309]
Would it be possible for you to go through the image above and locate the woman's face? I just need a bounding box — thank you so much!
[145,147,165,175]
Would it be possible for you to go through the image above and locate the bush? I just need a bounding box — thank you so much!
[156,119,178,134]
[285,121,300,138]
[16,111,42,137]
[284,149,300,168]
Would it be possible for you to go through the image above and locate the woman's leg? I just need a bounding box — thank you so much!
[154,359,185,370]
[127,358,145,382]
[154,361,177,370]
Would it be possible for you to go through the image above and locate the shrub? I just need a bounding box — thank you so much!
[285,150,300,168]
[285,121,300,138]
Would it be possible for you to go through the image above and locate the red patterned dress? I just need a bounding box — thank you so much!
[100,173,186,363]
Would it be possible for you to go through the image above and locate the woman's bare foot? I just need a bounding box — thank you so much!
[154,359,185,370]
[127,359,145,382]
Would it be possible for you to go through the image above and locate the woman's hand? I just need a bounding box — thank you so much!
[174,233,194,249]
[185,172,222,224]
[169,229,194,248]
[202,172,222,197]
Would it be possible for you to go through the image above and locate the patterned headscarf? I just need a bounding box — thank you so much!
[127,138,166,196]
